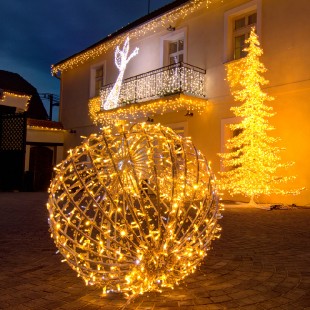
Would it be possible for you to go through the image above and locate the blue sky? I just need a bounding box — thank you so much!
[0,0,172,95]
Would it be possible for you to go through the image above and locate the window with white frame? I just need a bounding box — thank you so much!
[160,28,187,67]
[168,39,184,64]
[167,121,188,137]
[224,0,261,62]
[233,11,257,59]
[90,62,105,98]
[220,117,242,171]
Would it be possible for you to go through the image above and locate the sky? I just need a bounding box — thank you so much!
[0,0,173,96]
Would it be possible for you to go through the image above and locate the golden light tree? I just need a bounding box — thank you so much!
[219,28,300,205]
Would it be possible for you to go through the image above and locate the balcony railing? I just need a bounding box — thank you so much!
[100,62,206,109]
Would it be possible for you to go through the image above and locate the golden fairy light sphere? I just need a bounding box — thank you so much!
[47,122,221,296]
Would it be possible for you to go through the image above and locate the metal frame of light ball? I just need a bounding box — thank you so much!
[47,122,221,297]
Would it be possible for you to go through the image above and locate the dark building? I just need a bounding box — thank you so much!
[0,70,64,191]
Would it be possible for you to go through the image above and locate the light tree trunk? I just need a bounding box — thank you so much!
[248,195,257,206]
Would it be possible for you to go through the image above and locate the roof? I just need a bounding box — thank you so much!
[0,70,48,120]
[27,118,64,130]
[52,0,191,74]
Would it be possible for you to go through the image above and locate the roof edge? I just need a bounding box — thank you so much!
[51,0,197,74]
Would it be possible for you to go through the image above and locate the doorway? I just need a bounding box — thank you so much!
[29,146,53,191]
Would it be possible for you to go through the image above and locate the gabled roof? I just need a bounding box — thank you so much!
[0,70,48,120]
[52,0,191,74]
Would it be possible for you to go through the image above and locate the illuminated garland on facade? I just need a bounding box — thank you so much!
[87,34,207,124]
[218,28,302,204]
[100,62,206,110]
[27,125,66,132]
[89,93,207,124]
[1,91,31,111]
[51,0,222,75]
[27,119,65,132]
[47,122,221,297]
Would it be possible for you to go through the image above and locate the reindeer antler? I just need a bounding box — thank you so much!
[126,47,139,64]
[116,37,139,71]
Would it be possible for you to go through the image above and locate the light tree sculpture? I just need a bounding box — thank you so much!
[218,28,300,205]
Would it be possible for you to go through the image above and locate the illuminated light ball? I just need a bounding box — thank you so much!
[47,122,221,296]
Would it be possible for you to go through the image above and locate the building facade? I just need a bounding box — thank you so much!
[52,0,310,205]
[0,70,65,191]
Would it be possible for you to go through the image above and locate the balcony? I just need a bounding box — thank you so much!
[89,62,207,123]
[100,62,206,108]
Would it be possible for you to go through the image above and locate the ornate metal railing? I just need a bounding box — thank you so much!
[100,62,206,108]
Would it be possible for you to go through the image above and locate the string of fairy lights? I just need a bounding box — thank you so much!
[89,94,207,124]
[89,37,208,124]
[100,63,206,109]
[51,0,223,75]
[1,91,31,111]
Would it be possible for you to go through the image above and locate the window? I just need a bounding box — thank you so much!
[95,66,104,96]
[167,121,188,137]
[233,12,257,59]
[231,127,243,157]
[220,117,242,170]
[168,39,184,64]
[90,62,105,98]
[224,0,261,62]
[160,28,187,67]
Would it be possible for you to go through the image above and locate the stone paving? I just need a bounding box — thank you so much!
[0,192,309,310]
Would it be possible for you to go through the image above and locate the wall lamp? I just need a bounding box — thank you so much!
[167,25,176,32]
[185,111,194,117]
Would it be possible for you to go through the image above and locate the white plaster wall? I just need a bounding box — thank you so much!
[25,128,66,171]
[26,128,64,144]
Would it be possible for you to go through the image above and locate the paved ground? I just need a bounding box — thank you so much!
[0,192,309,310]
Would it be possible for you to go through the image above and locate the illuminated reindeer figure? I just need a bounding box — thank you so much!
[102,37,139,110]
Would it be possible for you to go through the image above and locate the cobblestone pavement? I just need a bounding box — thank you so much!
[0,192,309,310]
